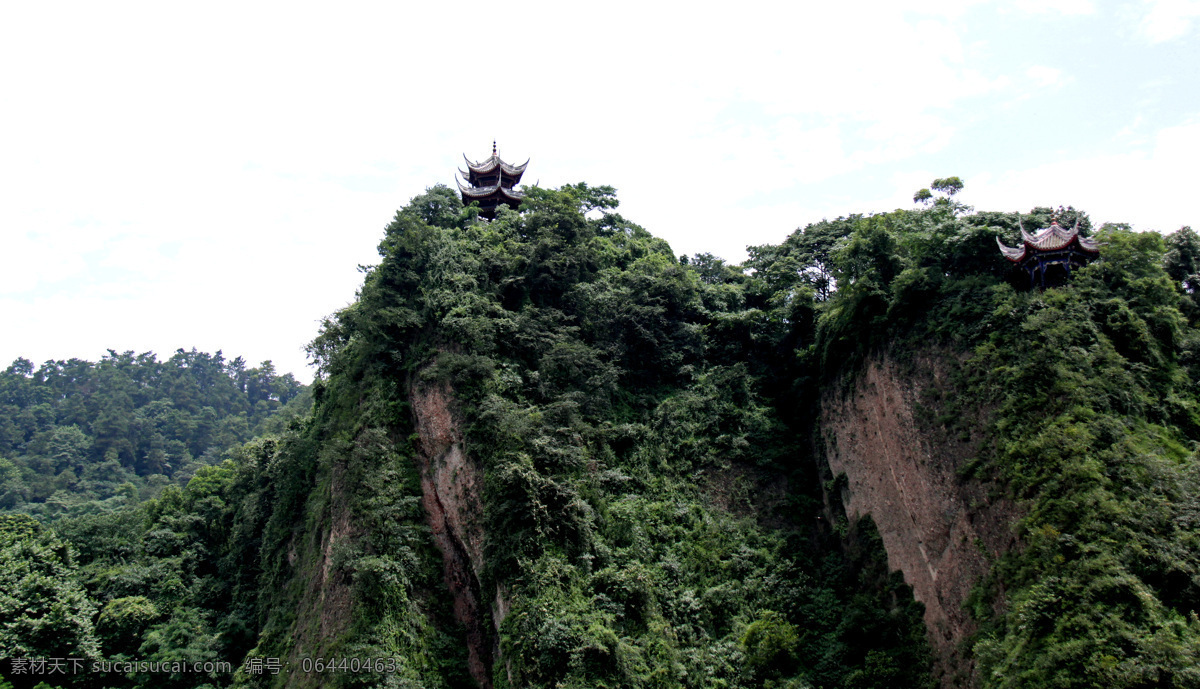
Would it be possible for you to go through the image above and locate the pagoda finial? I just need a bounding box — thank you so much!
[492,140,497,157]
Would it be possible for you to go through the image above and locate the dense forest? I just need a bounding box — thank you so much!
[0,350,310,520]
[2,179,1199,688]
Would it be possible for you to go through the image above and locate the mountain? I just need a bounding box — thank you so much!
[3,182,1199,688]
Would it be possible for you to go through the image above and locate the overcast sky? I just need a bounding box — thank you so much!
[3,1,1198,382]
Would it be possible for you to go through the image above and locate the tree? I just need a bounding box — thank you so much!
[96,595,161,657]
[835,216,904,288]
[931,176,964,196]
[914,176,966,213]
[1166,226,1200,294]
[560,182,619,214]
[0,515,100,660]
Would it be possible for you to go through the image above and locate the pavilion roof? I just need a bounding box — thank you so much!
[462,153,528,180]
[456,178,526,202]
[997,221,1100,263]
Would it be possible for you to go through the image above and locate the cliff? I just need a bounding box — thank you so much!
[821,353,1019,687]
[44,185,1200,689]
[411,381,499,688]
[263,190,1200,688]
[254,185,942,688]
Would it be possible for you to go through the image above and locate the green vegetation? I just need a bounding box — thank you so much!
[768,191,1200,686]
[0,350,308,688]
[1,514,99,663]
[277,184,932,688]
[3,177,1198,688]
[0,349,309,519]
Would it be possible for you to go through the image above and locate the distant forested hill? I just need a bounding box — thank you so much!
[0,349,310,519]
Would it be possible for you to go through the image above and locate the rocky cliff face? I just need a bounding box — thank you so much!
[821,353,1020,687]
[411,382,502,689]
[279,451,358,688]
[272,451,360,686]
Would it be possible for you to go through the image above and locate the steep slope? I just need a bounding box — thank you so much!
[821,353,1019,687]
[802,207,1200,687]
[240,184,936,689]
[40,184,1200,689]
[411,381,494,688]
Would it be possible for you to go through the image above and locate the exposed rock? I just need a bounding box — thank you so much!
[821,352,1020,688]
[285,453,355,687]
[411,382,499,688]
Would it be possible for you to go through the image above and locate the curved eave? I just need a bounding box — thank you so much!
[463,155,498,174]
[997,237,1027,262]
[462,154,529,178]
[457,179,525,202]
[1020,236,1102,254]
[999,236,1101,264]
[1017,223,1101,253]
[496,186,525,202]
[501,159,529,177]
[457,178,497,197]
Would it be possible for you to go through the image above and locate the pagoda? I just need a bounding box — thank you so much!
[997,215,1100,289]
[457,142,528,219]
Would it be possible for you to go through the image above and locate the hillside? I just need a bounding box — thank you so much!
[0,350,309,520]
[3,182,1200,688]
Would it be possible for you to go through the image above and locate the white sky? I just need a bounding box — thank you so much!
[2,0,1198,382]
